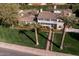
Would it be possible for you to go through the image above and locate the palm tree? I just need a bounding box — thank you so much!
[32,23,41,46]
[34,26,39,46]
[50,31,55,51]
[60,17,73,50]
[45,27,52,50]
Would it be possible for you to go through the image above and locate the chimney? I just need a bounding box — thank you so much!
[54,5,57,9]
[40,8,43,12]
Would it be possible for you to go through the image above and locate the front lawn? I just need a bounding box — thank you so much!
[72,24,79,29]
[0,26,79,55]
[53,32,79,55]
[0,26,46,49]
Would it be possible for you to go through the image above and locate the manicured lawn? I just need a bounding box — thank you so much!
[53,32,79,55]
[0,26,79,55]
[72,24,79,29]
[0,26,46,49]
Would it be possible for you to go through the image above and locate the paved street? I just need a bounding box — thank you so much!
[0,42,73,56]
[0,47,37,56]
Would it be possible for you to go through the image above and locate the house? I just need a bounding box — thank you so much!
[53,9,72,16]
[37,11,64,30]
[52,5,73,17]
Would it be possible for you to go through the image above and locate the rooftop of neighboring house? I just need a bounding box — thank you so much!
[28,3,66,6]
[17,12,35,22]
[23,9,39,15]
[53,9,72,13]
[19,9,39,16]
[28,3,47,6]
[53,9,73,17]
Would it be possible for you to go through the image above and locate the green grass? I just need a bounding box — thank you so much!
[53,32,79,55]
[72,24,79,29]
[0,26,79,55]
[0,26,46,49]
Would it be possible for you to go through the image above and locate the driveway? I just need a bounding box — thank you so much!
[65,28,79,33]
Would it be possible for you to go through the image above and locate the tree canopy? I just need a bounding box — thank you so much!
[0,4,20,27]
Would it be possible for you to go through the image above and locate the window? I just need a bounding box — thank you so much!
[39,18,43,20]
[59,26,62,28]
[45,19,49,21]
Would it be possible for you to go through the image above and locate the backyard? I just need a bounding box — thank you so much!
[0,26,79,55]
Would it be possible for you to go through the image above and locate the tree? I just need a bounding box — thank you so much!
[34,27,39,46]
[72,4,79,12]
[50,31,55,51]
[19,3,28,10]
[0,4,20,27]
[32,23,41,46]
[45,27,52,50]
[60,17,73,50]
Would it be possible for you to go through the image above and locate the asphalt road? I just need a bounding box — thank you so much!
[0,47,37,56]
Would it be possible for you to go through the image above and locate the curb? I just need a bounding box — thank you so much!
[0,42,74,56]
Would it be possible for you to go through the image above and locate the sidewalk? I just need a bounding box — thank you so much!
[0,42,74,56]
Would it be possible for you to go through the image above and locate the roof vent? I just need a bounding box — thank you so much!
[54,5,57,9]
[40,8,43,12]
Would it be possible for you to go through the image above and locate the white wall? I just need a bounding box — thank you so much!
[57,23,64,30]
[37,19,64,30]
[38,19,64,25]
[56,19,64,30]
[54,10,62,13]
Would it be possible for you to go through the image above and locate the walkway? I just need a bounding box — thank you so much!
[0,42,74,56]
[65,28,79,33]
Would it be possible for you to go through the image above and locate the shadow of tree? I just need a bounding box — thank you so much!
[19,30,36,44]
[74,9,79,17]
[19,30,60,49]
[69,32,79,41]
[38,32,60,48]
[76,24,79,26]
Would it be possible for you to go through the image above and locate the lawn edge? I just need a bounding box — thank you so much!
[0,42,74,56]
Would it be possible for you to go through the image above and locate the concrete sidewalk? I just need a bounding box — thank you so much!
[0,42,74,56]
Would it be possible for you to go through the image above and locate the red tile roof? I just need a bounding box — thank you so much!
[37,11,61,20]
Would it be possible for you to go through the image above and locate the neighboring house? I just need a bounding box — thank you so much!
[53,9,73,17]
[17,13,35,26]
[53,5,73,17]
[37,11,64,30]
[28,3,66,6]
[17,9,39,26]
[23,10,39,15]
[18,9,39,16]
[28,3,47,6]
